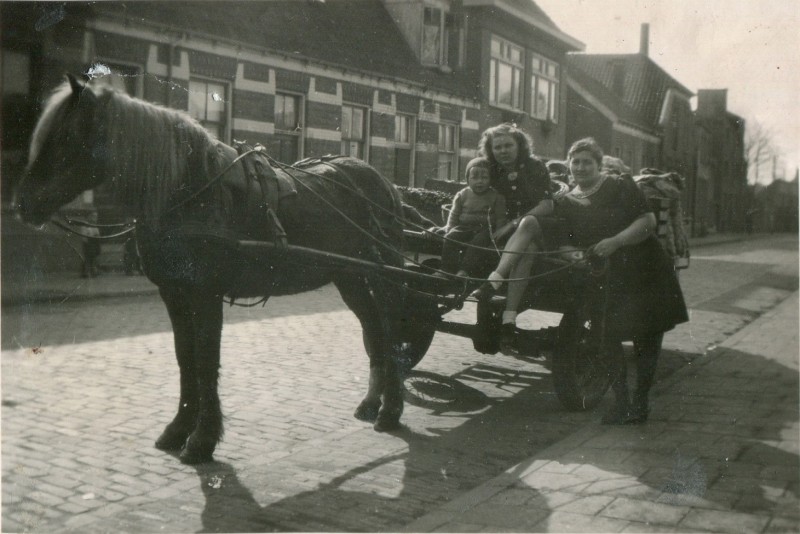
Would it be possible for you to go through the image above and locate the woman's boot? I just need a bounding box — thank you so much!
[601,342,630,424]
[628,333,664,424]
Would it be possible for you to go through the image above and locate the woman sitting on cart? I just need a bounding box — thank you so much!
[464,124,554,349]
[561,137,688,424]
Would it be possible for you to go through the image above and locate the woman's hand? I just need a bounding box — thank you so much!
[589,236,623,258]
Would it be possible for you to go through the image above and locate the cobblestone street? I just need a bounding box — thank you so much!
[2,234,797,532]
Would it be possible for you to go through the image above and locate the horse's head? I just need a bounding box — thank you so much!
[16,74,110,225]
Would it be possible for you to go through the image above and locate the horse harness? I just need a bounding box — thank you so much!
[232,141,296,248]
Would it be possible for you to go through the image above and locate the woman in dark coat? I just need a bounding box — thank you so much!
[560,138,688,424]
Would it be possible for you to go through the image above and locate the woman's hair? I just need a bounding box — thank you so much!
[567,137,604,166]
[477,123,533,165]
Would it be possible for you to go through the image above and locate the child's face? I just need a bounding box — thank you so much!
[467,167,490,194]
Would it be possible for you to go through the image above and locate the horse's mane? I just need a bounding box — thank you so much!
[32,81,220,226]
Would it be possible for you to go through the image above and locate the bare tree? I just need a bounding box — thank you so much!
[745,120,778,184]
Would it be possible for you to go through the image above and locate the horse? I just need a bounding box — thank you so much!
[16,74,430,464]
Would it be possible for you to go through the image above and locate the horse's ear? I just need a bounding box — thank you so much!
[66,73,85,95]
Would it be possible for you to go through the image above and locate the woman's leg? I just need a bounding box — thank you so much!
[602,339,631,424]
[630,332,664,422]
[492,216,542,282]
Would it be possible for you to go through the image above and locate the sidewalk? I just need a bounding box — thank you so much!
[1,271,157,307]
[0,232,754,307]
[405,291,799,533]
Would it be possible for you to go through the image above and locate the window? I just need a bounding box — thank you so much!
[395,114,414,145]
[189,78,228,141]
[342,104,368,159]
[272,93,303,164]
[422,7,443,65]
[530,53,559,122]
[422,6,464,68]
[438,123,459,181]
[490,36,524,110]
[394,114,416,187]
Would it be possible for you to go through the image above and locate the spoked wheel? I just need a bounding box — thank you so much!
[552,307,611,410]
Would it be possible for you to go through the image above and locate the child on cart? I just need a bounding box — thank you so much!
[441,157,507,277]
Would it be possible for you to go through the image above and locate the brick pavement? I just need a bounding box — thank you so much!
[404,291,799,533]
[2,233,797,532]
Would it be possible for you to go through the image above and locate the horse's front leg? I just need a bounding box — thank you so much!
[180,291,225,465]
[155,286,199,452]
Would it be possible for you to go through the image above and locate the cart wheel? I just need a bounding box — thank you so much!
[552,308,610,411]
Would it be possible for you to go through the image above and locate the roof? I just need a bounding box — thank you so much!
[567,53,693,126]
[91,1,476,98]
[566,63,654,132]
[463,0,584,50]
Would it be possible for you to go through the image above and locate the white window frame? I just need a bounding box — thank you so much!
[490,36,524,111]
[530,52,560,122]
[438,122,459,181]
[341,103,370,161]
[188,77,230,142]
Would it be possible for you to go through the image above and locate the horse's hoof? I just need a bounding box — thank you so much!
[354,401,380,423]
[179,446,214,465]
[373,413,401,432]
[155,431,188,451]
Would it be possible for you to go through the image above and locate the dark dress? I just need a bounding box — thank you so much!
[461,156,552,276]
[558,175,688,340]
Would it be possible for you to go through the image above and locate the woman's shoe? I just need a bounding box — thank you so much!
[601,400,631,425]
[470,283,496,301]
[626,397,650,424]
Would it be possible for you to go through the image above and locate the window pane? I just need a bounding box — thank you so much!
[498,63,512,106]
[395,115,410,143]
[352,108,363,139]
[549,81,559,121]
[422,7,442,64]
[491,38,500,56]
[547,63,558,77]
[536,78,548,118]
[531,57,541,73]
[206,87,224,123]
[341,106,352,138]
[188,80,206,120]
[489,59,497,103]
[513,67,523,108]
[509,46,521,64]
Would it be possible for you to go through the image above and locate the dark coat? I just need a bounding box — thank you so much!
[558,175,688,339]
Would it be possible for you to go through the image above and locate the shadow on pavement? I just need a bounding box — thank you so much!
[190,345,798,532]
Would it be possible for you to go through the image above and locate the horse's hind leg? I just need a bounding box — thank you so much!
[335,276,403,432]
[155,286,199,452]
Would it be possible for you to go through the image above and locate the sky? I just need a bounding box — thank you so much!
[536,0,800,183]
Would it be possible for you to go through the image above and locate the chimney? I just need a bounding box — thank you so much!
[640,23,650,56]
